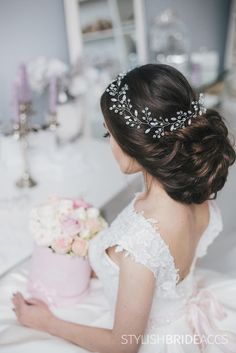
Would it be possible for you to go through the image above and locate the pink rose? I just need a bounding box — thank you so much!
[61,215,82,237]
[71,237,89,257]
[73,198,91,209]
[51,237,73,254]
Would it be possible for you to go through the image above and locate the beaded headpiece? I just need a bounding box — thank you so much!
[106,72,207,139]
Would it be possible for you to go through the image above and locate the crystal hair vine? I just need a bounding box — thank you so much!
[106,72,207,139]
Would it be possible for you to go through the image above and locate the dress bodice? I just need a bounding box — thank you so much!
[88,191,223,330]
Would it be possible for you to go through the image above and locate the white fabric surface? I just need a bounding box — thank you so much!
[0,260,113,352]
[0,192,236,352]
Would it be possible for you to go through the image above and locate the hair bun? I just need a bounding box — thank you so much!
[165,108,236,203]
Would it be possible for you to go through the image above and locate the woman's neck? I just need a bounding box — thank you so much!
[134,173,166,214]
[141,172,168,201]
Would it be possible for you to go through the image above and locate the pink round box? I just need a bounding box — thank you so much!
[27,243,92,307]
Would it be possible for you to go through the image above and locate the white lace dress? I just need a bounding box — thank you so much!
[88,191,236,353]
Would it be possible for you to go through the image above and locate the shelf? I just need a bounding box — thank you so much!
[83,28,114,42]
[82,20,135,43]
[79,0,106,4]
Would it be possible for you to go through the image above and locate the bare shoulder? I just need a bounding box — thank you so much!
[155,200,210,241]
[137,197,210,281]
[156,202,192,237]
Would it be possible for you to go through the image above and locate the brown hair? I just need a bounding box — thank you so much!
[100,64,236,204]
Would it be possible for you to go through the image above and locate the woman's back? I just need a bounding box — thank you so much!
[107,190,211,283]
[88,191,221,308]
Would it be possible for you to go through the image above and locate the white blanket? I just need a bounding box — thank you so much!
[0,259,113,352]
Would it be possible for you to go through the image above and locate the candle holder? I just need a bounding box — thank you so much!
[46,112,59,131]
[15,101,37,188]
[6,102,59,188]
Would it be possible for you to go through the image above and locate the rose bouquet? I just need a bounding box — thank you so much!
[27,196,108,307]
[29,195,107,256]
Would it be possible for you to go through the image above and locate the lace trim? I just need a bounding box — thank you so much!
[128,192,181,284]
[194,199,223,259]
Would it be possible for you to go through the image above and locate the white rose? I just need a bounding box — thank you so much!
[42,215,59,228]
[58,200,74,214]
[34,230,55,246]
[29,219,41,235]
[48,223,61,239]
[87,207,99,218]
[79,228,91,239]
[37,204,57,221]
[34,221,60,246]
[30,215,60,245]
[73,207,87,220]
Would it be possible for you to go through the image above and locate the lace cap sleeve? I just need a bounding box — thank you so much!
[113,210,180,285]
[114,230,159,278]
[194,199,223,259]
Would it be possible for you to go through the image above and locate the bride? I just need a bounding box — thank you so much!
[12,64,236,353]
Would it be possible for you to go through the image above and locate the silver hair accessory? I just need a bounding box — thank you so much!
[106,72,207,139]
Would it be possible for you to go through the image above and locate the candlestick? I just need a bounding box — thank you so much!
[18,63,32,103]
[12,81,20,124]
[49,76,57,114]
[3,66,60,189]
[15,102,37,188]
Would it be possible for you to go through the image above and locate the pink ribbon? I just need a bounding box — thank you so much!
[186,286,236,352]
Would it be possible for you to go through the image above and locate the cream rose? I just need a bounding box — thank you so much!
[87,207,99,218]
[71,237,89,256]
[73,207,87,220]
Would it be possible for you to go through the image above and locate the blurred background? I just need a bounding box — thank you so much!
[0,0,235,275]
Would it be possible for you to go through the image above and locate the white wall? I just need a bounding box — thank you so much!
[0,0,69,124]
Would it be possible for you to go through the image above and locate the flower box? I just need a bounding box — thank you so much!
[26,196,108,307]
[27,243,92,307]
